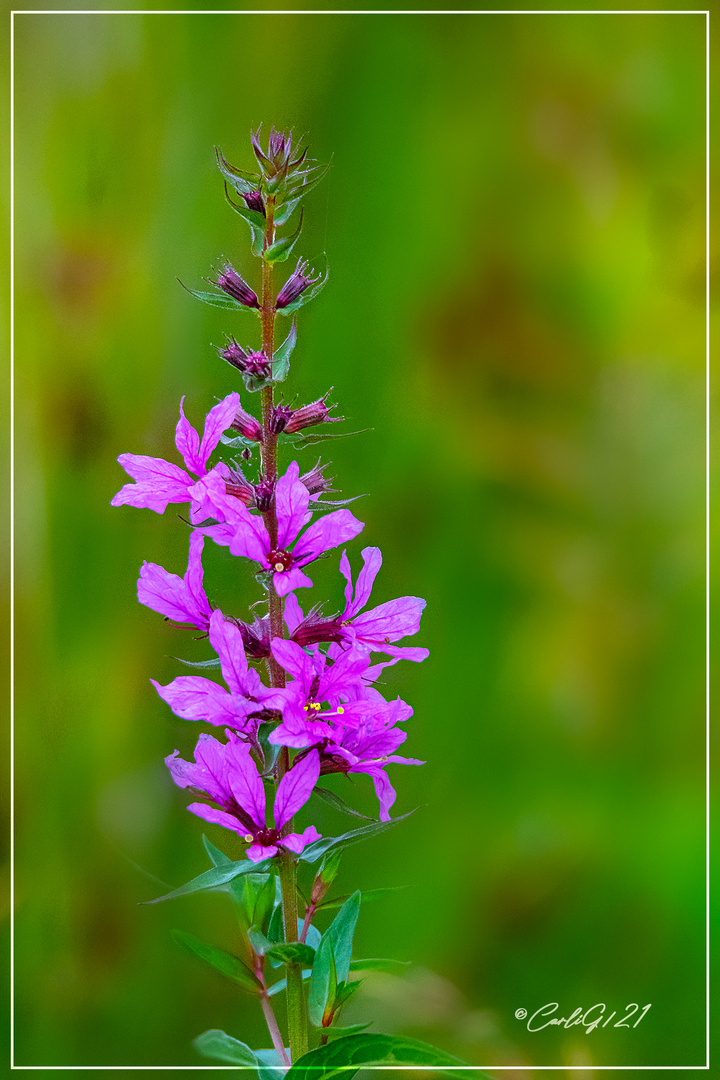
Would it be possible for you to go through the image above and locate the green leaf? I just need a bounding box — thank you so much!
[322,1023,371,1041]
[202,835,233,868]
[317,886,408,912]
[215,147,260,191]
[219,431,259,450]
[232,873,277,933]
[175,656,222,670]
[179,282,258,311]
[194,1028,259,1067]
[274,195,302,227]
[144,857,271,903]
[264,210,304,264]
[271,318,297,383]
[308,892,360,1027]
[286,1033,486,1080]
[284,427,370,451]
[313,787,376,821]
[265,941,316,967]
[300,811,416,864]
[276,267,329,315]
[282,162,331,206]
[349,958,411,973]
[171,930,261,992]
[247,927,273,956]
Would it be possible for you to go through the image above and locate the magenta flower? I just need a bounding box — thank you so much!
[338,548,429,661]
[205,461,364,598]
[112,394,239,520]
[137,530,213,632]
[167,734,321,862]
[152,609,285,733]
[318,700,423,820]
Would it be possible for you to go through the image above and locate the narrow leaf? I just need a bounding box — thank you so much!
[202,834,233,868]
[286,1033,485,1080]
[264,210,304,264]
[308,892,360,1027]
[349,958,411,973]
[299,810,416,864]
[179,282,258,312]
[174,656,221,670]
[247,927,273,956]
[171,930,261,991]
[144,857,272,903]
[271,318,297,383]
[312,787,376,821]
[255,1047,292,1080]
[317,886,408,912]
[194,1029,259,1067]
[322,1023,371,1041]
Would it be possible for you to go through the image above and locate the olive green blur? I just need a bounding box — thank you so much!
[12,11,707,1071]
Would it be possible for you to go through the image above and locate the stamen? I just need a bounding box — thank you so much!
[243,833,254,842]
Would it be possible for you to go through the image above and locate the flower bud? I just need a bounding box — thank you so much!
[270,405,293,434]
[276,258,319,309]
[231,405,263,441]
[291,607,344,647]
[225,614,271,659]
[243,190,265,216]
[215,264,259,308]
[300,461,333,496]
[218,339,271,380]
[284,393,340,433]
[224,467,254,505]
[254,479,275,513]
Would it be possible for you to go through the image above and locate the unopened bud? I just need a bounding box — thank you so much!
[225,467,254,505]
[254,479,275,513]
[231,404,263,441]
[300,461,333,496]
[243,190,265,216]
[285,394,340,434]
[276,258,320,309]
[215,264,259,308]
[270,405,293,434]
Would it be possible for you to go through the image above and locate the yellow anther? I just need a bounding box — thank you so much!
[337,707,345,715]
[274,562,285,572]
[243,834,253,843]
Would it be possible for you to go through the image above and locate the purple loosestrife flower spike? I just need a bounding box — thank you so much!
[215,264,259,308]
[276,259,320,310]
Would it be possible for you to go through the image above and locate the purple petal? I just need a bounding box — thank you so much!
[208,609,249,696]
[339,550,354,611]
[188,465,241,526]
[174,399,203,477]
[226,742,265,828]
[185,531,211,616]
[274,565,313,597]
[247,843,278,863]
[274,749,320,828]
[187,801,244,834]
[365,768,396,821]
[293,510,364,566]
[228,508,271,565]
[111,454,192,514]
[348,547,382,619]
[284,593,305,634]
[281,825,321,854]
[353,596,426,644]
[271,638,314,689]
[199,393,240,469]
[152,676,248,728]
[275,462,311,549]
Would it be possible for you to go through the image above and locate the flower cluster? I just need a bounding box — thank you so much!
[112,125,429,1067]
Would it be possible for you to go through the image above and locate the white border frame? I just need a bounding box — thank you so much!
[9,7,711,1072]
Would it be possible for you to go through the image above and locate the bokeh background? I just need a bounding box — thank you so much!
[10,8,709,1072]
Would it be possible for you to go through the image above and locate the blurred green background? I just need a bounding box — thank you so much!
[12,8,708,1072]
